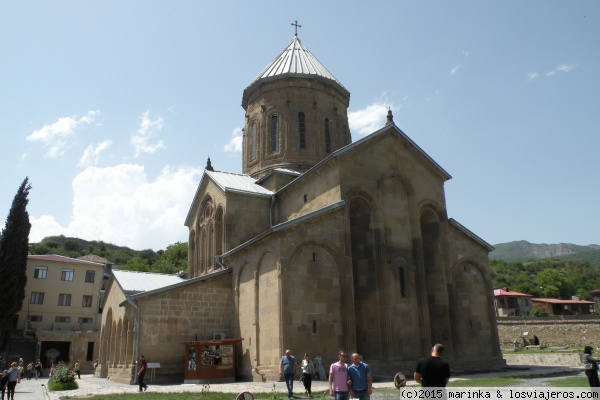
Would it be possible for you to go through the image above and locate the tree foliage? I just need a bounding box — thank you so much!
[490,258,600,299]
[29,235,188,275]
[0,178,32,336]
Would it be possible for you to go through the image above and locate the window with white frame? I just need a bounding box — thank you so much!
[82,295,93,307]
[30,292,44,304]
[61,269,74,281]
[58,294,71,306]
[34,266,47,279]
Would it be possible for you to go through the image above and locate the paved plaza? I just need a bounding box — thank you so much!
[14,365,585,400]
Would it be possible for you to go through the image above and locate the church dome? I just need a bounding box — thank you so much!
[241,34,351,180]
[242,36,349,109]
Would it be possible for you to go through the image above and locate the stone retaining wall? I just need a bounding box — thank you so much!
[497,320,600,348]
[503,353,581,367]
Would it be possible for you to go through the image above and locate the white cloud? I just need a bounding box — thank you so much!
[131,110,166,157]
[29,164,204,250]
[450,64,464,75]
[348,102,392,137]
[527,72,539,81]
[223,128,243,153]
[26,110,99,158]
[546,64,576,76]
[77,140,113,168]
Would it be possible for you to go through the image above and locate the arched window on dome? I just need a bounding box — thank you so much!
[299,112,306,149]
[324,118,331,153]
[271,114,278,152]
[251,121,257,160]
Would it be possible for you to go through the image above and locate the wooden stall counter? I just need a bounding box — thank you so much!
[182,338,243,384]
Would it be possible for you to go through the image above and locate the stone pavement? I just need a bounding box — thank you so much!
[17,366,585,400]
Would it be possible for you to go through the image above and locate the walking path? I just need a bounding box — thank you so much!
[16,365,585,400]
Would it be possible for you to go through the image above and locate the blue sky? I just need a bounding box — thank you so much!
[1,1,599,251]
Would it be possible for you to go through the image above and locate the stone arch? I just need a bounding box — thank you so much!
[110,319,117,367]
[215,206,224,258]
[264,105,287,156]
[117,318,123,365]
[451,257,500,359]
[283,238,354,359]
[188,229,197,277]
[419,206,452,353]
[255,247,280,367]
[346,190,385,359]
[100,307,113,367]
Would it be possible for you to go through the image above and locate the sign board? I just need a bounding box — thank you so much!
[147,363,161,368]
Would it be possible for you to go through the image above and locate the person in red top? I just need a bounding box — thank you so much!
[137,355,148,392]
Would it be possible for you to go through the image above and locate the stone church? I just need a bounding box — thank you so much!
[97,33,505,384]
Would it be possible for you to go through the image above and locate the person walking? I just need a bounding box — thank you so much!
[33,360,42,381]
[328,351,349,400]
[414,343,451,387]
[137,355,148,392]
[300,353,315,397]
[6,362,20,400]
[25,363,32,380]
[74,360,81,379]
[582,346,600,387]
[279,349,296,398]
[1,370,8,400]
[348,353,373,400]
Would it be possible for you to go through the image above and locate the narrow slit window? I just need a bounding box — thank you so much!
[251,122,257,160]
[299,112,306,149]
[312,320,317,334]
[271,114,278,152]
[324,118,331,153]
[399,267,406,298]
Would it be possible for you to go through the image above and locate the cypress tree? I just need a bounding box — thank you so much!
[0,178,32,350]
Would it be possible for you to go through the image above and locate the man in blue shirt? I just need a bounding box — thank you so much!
[348,353,372,400]
[279,349,296,398]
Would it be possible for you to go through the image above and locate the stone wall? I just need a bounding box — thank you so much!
[497,318,600,348]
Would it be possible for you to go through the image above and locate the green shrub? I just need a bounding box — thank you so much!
[530,308,549,317]
[47,379,79,391]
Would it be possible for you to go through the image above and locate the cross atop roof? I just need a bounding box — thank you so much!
[291,20,302,37]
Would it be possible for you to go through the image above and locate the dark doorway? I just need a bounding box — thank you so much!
[40,341,71,366]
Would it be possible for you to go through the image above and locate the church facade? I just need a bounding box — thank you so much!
[185,34,505,379]
[97,33,504,384]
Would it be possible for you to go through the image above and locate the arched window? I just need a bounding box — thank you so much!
[271,114,278,152]
[298,112,306,149]
[324,118,331,153]
[251,122,257,160]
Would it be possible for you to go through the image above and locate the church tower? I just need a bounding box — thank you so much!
[241,31,351,179]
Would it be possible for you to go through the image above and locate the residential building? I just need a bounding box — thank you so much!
[13,254,105,372]
[494,288,533,317]
[532,297,595,316]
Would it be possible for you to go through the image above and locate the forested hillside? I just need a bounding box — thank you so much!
[490,258,600,300]
[490,240,600,265]
[29,235,187,275]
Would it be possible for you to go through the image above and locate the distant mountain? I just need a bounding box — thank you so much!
[490,240,600,264]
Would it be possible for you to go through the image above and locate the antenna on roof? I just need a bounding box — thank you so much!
[291,20,302,37]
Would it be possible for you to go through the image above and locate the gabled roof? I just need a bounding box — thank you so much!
[28,254,104,267]
[112,269,185,296]
[243,36,349,108]
[494,288,533,297]
[185,170,273,226]
[277,123,452,195]
[448,218,494,252]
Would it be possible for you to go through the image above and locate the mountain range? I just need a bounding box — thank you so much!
[490,240,600,266]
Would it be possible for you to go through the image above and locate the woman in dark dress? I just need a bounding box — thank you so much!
[583,346,600,387]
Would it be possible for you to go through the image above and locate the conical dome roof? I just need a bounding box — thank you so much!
[242,36,349,108]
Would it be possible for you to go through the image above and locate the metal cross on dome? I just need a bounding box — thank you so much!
[291,20,302,36]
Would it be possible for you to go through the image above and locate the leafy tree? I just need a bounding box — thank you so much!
[536,269,573,299]
[0,178,32,351]
[152,242,188,274]
[121,256,151,272]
